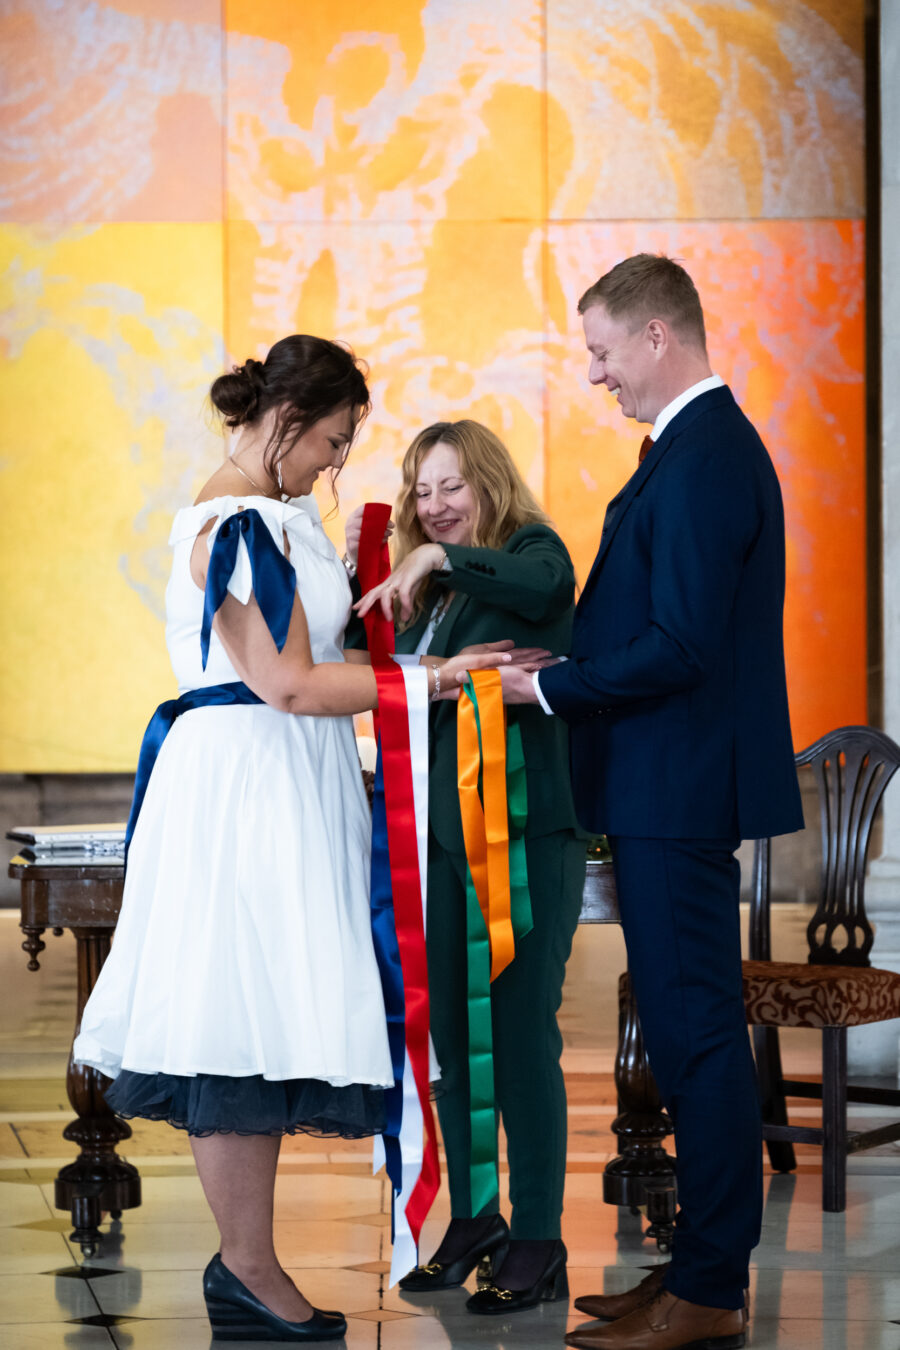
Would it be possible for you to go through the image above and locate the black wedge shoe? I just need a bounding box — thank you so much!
[203,1254,347,1342]
[465,1239,568,1314]
[398,1214,510,1292]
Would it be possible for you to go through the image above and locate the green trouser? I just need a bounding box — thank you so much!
[425,829,585,1239]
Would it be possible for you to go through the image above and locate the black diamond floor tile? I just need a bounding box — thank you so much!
[68,1314,144,1327]
[44,1265,123,1280]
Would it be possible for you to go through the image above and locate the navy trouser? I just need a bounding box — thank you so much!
[608,835,762,1311]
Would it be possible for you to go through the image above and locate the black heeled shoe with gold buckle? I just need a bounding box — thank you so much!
[398,1214,510,1292]
[466,1239,568,1314]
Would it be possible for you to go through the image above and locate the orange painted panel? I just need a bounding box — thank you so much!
[547,0,864,219]
[225,220,546,541]
[544,221,866,750]
[0,0,223,223]
[224,0,544,222]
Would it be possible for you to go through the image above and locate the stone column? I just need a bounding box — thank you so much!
[850,1,900,1075]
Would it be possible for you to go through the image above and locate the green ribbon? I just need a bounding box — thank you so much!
[465,860,498,1216]
[506,722,533,945]
[460,687,532,1216]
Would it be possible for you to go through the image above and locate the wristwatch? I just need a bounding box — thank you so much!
[341,552,357,577]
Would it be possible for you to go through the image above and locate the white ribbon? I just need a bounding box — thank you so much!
[372,660,437,1287]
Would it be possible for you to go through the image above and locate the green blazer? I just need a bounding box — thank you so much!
[350,523,580,855]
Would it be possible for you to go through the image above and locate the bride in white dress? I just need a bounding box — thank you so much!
[73,336,500,1342]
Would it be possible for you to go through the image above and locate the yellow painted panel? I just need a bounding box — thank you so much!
[0,224,225,771]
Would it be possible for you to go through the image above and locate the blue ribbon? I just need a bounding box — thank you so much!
[200,509,297,670]
[369,749,406,1217]
[124,681,263,867]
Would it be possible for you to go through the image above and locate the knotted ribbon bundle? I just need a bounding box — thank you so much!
[457,672,532,1215]
[357,503,439,1288]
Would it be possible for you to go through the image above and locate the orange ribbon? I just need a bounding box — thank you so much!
[457,670,515,982]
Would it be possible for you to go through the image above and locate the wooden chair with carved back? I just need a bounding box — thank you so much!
[743,725,900,1212]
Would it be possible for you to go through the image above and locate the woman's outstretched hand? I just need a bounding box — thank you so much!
[433,648,512,700]
[355,543,445,622]
[458,640,555,672]
[344,504,393,567]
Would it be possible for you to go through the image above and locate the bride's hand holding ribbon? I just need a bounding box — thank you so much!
[344,504,393,568]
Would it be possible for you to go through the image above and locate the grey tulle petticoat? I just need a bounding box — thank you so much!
[104,1070,386,1138]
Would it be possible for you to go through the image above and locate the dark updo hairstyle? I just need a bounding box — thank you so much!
[209,335,371,485]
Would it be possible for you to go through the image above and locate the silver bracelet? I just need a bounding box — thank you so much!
[430,663,441,702]
[341,552,357,577]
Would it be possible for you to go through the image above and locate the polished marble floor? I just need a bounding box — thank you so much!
[2,907,900,1349]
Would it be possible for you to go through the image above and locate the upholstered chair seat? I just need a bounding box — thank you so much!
[743,960,900,1030]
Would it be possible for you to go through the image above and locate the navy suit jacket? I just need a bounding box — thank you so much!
[538,386,803,841]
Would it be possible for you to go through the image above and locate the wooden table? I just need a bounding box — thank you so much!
[11,853,674,1255]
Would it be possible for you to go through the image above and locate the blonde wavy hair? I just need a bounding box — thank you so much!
[394,419,550,625]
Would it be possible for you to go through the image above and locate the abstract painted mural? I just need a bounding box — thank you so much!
[0,0,865,769]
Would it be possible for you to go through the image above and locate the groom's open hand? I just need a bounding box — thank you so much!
[451,663,541,704]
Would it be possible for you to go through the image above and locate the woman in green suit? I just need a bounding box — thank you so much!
[350,420,585,1313]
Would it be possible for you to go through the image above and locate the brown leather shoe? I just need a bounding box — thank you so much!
[573,1266,667,1321]
[564,1289,745,1349]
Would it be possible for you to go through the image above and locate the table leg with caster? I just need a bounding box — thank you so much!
[56,926,141,1256]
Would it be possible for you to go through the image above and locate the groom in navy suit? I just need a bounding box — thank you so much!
[501,255,802,1350]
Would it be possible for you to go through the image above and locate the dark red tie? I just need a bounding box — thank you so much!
[638,435,654,464]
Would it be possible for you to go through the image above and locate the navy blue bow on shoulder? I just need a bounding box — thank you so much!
[200,508,297,669]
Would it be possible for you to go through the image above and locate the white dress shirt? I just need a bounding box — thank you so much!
[533,375,725,715]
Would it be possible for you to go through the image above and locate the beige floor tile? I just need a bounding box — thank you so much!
[0,1180,55,1227]
[749,1267,900,1322]
[0,1081,69,1115]
[108,1316,227,1349]
[108,1315,380,1349]
[0,1123,28,1160]
[0,1054,71,1078]
[63,1221,220,1272]
[272,1219,385,1269]
[0,1271,98,1324]
[14,1120,197,1160]
[8,1125,79,1162]
[0,1227,72,1274]
[0,1324,114,1349]
[744,1319,900,1350]
[374,1302,576,1348]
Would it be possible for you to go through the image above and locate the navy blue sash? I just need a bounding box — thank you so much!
[126,508,297,866]
[124,682,263,865]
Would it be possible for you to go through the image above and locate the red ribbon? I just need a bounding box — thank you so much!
[359,502,440,1249]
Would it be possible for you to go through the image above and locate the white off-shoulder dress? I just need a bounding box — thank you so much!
[73,494,392,1136]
